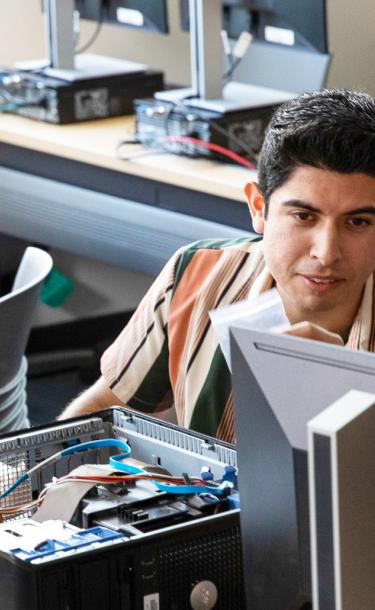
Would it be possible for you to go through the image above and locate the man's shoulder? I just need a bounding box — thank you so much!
[179,236,260,257]
[172,236,262,287]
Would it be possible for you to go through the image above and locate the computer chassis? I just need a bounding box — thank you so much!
[0,408,245,610]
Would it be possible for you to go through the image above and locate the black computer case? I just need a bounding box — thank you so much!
[0,409,245,610]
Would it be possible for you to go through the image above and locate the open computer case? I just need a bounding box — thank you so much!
[0,408,244,610]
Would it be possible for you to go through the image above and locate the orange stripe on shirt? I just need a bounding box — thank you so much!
[168,249,223,388]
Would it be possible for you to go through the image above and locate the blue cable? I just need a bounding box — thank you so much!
[0,473,28,500]
[0,438,131,501]
[108,456,145,474]
[0,437,226,502]
[61,439,131,458]
[108,449,226,495]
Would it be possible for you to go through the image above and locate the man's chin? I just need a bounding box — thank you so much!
[295,296,342,316]
[277,284,346,320]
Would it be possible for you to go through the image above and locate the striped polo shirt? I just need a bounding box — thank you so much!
[101,237,265,443]
[101,237,375,443]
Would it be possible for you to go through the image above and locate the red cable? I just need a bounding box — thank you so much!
[164,135,256,170]
[65,474,207,486]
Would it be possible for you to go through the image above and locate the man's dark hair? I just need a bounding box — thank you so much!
[258,89,375,215]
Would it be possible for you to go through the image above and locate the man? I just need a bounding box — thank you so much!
[60,89,375,443]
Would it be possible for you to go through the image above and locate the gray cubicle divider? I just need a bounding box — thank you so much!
[0,167,253,276]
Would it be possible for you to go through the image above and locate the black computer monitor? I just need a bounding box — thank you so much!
[178,0,329,102]
[180,0,327,53]
[76,0,169,34]
[180,0,251,40]
[244,0,327,53]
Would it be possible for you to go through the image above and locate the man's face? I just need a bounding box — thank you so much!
[246,166,375,333]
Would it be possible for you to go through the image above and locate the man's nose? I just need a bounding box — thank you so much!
[310,224,342,266]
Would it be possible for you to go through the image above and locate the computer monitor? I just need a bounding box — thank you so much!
[76,0,169,34]
[172,0,329,112]
[180,0,327,53]
[41,0,168,81]
[180,0,251,40]
[230,326,375,609]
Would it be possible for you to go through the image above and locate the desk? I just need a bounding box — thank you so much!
[0,115,255,274]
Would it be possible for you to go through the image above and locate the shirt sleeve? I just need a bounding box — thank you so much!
[100,247,184,413]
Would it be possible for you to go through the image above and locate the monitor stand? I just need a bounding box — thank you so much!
[155,0,294,114]
[157,81,293,113]
[17,54,147,83]
[24,0,147,82]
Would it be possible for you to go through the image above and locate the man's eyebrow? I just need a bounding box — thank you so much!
[345,206,375,215]
[281,201,375,215]
[281,200,319,212]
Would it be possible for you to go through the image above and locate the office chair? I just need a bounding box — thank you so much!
[0,247,53,433]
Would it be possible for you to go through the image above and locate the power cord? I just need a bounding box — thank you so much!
[209,119,259,165]
[75,5,104,54]
[222,31,253,84]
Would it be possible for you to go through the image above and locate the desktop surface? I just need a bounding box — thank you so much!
[0,113,254,273]
[0,113,251,202]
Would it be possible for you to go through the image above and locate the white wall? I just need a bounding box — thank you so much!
[326,0,375,93]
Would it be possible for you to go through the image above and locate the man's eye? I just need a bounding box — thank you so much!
[292,211,313,222]
[347,217,372,228]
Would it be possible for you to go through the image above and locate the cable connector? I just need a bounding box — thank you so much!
[200,466,214,482]
[222,31,253,84]
[220,29,232,59]
[232,31,253,59]
[222,465,238,487]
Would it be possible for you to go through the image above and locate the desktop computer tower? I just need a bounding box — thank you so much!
[0,70,164,124]
[0,408,245,610]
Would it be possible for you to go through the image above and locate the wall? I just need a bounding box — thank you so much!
[326,0,375,93]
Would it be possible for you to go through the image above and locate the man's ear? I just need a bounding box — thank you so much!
[244,182,266,234]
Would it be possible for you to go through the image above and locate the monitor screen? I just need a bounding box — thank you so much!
[180,0,251,40]
[76,0,169,34]
[180,0,327,53]
[244,0,327,53]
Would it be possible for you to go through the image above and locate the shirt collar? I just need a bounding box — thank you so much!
[346,273,374,350]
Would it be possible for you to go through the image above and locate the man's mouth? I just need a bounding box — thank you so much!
[300,275,344,291]
[307,277,340,284]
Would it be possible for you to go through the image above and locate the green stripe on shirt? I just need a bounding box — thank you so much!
[189,345,232,437]
[127,338,172,413]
